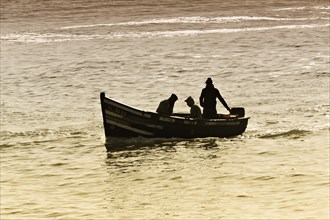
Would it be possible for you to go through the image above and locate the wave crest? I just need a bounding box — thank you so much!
[2,23,329,43]
[258,129,312,139]
[59,16,321,30]
[0,129,88,140]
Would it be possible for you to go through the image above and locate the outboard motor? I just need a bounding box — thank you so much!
[230,107,245,117]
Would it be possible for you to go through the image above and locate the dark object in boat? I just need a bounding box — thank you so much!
[230,107,245,117]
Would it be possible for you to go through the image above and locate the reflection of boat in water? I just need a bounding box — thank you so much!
[100,92,249,144]
[105,137,220,153]
[104,136,187,152]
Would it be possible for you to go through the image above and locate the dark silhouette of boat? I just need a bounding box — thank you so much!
[100,92,249,140]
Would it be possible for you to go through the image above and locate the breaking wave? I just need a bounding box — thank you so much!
[272,6,330,11]
[2,23,329,43]
[59,16,325,30]
[0,128,95,149]
[258,129,312,139]
[0,129,89,140]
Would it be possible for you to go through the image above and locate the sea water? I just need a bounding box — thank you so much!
[1,0,329,219]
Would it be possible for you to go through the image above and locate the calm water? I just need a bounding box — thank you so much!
[1,0,329,219]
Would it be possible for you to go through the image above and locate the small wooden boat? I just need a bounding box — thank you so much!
[100,92,249,141]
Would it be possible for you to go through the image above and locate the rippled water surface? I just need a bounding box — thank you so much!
[1,0,329,219]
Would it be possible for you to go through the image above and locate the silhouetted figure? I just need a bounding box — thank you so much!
[185,96,202,118]
[199,78,231,119]
[156,94,178,115]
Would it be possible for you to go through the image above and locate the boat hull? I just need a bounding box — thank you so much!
[100,92,249,139]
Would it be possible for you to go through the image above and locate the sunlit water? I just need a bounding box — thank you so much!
[1,0,329,219]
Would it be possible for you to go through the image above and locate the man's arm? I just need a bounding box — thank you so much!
[216,90,231,112]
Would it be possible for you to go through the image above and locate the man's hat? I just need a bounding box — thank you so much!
[205,77,213,84]
[184,96,194,103]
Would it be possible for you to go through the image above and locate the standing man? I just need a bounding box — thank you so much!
[199,78,231,119]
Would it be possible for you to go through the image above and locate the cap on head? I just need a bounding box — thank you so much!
[205,77,213,84]
[170,94,178,101]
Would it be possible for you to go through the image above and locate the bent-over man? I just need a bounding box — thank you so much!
[156,94,178,115]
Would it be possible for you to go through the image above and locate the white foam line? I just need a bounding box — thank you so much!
[190,23,330,35]
[59,16,323,30]
[2,23,329,43]
[112,23,330,38]
[273,6,330,11]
